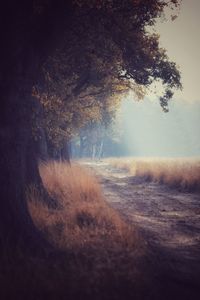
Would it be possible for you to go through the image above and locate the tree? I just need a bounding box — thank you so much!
[33,0,181,160]
[0,1,74,250]
[0,0,181,250]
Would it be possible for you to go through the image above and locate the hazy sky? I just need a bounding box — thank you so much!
[121,98,200,157]
[120,1,200,157]
[156,0,200,102]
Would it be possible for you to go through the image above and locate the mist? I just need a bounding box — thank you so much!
[120,97,200,157]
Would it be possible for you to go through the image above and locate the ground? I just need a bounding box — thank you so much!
[82,160,200,299]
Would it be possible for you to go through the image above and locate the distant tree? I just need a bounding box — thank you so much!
[73,92,123,159]
[0,0,181,250]
[33,37,132,160]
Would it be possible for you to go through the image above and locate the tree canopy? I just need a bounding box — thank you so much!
[28,0,182,155]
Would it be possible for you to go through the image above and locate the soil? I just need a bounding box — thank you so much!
[83,160,200,300]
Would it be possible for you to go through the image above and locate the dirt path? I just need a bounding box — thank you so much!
[83,161,200,299]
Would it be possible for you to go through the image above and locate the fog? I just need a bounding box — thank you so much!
[120,97,200,157]
[117,0,200,158]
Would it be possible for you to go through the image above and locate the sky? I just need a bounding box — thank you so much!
[120,0,200,157]
[155,0,200,102]
[121,98,200,157]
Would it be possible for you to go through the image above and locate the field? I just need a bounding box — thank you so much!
[107,157,200,192]
[1,159,199,299]
[0,161,150,300]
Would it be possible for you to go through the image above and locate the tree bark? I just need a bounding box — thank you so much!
[37,128,48,162]
[0,39,54,254]
[0,83,51,252]
[60,140,71,162]
[0,1,73,252]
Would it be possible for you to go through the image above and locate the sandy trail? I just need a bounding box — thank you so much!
[82,160,200,299]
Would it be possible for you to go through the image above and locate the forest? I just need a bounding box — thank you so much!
[1,1,199,299]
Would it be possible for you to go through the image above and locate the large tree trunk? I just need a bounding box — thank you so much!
[47,140,71,163]
[0,84,50,252]
[0,42,55,253]
[60,140,71,162]
[47,140,61,160]
[0,1,73,253]
[36,128,48,161]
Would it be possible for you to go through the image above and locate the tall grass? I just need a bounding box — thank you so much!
[29,161,139,251]
[108,157,200,192]
[0,161,150,300]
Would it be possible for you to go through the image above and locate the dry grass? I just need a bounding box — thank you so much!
[14,161,149,300]
[107,157,200,192]
[29,161,139,250]
[1,160,197,299]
